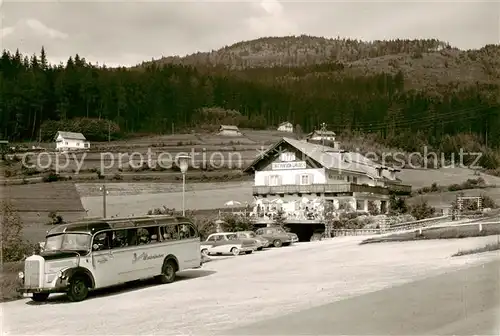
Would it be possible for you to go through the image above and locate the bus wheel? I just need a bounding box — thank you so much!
[159,259,177,284]
[67,275,89,302]
[32,293,49,302]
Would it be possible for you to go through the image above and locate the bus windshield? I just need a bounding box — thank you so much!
[44,233,91,253]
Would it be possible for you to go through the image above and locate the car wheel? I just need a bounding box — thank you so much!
[31,293,49,302]
[67,276,89,302]
[158,259,177,284]
[273,239,282,248]
[230,247,240,256]
[257,247,263,251]
[245,250,252,254]
[201,248,209,256]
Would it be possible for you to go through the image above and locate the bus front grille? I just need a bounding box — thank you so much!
[24,260,41,288]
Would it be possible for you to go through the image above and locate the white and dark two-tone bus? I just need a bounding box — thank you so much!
[18,215,202,302]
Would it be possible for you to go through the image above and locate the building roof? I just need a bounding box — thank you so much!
[278,121,292,127]
[308,130,336,137]
[219,125,240,131]
[55,131,87,140]
[244,137,400,181]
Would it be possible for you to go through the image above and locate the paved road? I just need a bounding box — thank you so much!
[2,236,498,335]
[222,259,500,335]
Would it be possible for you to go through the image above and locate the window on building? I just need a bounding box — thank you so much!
[65,141,68,145]
[76,142,80,146]
[84,143,89,148]
[352,177,358,184]
[356,200,365,211]
[280,152,295,162]
[269,175,280,186]
[300,174,311,185]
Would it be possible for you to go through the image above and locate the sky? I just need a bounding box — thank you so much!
[1,0,499,67]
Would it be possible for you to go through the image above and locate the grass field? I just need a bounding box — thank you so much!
[453,241,500,256]
[360,223,500,245]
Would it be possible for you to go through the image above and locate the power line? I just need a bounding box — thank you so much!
[325,103,498,130]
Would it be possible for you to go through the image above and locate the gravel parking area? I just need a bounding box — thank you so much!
[2,236,499,335]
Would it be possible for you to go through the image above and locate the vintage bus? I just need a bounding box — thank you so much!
[17,215,202,302]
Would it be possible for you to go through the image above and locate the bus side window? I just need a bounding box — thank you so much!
[112,230,128,248]
[161,225,178,241]
[93,232,111,251]
[127,229,138,246]
[178,223,197,239]
[137,228,150,245]
[147,226,159,243]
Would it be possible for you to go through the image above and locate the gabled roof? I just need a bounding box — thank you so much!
[308,130,336,137]
[244,137,398,181]
[55,131,87,140]
[219,125,240,131]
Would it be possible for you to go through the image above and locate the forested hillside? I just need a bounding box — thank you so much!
[143,35,500,89]
[1,37,500,155]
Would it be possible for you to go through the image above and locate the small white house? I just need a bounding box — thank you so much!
[307,130,336,142]
[55,131,90,151]
[277,121,294,133]
[218,125,242,136]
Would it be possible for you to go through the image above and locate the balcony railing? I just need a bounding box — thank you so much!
[252,183,411,196]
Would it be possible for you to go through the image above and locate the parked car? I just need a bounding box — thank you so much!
[287,232,299,243]
[255,227,292,247]
[236,231,269,250]
[200,232,257,256]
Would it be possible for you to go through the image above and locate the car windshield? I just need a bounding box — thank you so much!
[44,233,91,252]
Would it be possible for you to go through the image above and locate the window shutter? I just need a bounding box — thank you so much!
[308,173,314,184]
[265,175,269,186]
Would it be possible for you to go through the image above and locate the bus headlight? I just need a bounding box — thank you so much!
[18,272,24,279]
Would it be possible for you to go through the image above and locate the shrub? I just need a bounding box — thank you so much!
[221,213,254,232]
[1,200,34,262]
[388,194,408,215]
[481,194,497,208]
[42,171,60,183]
[410,198,436,220]
[47,211,64,225]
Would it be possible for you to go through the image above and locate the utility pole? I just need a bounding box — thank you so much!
[100,185,109,218]
[108,122,111,142]
[172,122,174,135]
[38,127,42,143]
[321,122,327,150]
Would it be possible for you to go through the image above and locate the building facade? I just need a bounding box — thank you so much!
[244,138,411,237]
[277,122,293,133]
[218,125,242,136]
[55,131,90,151]
[307,130,336,142]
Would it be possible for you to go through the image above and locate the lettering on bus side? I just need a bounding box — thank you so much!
[132,252,165,263]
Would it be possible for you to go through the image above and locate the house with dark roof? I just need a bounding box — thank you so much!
[307,130,336,142]
[217,125,242,136]
[55,131,90,151]
[243,137,411,239]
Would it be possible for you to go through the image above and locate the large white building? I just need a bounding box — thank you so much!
[307,130,336,142]
[277,121,293,133]
[55,131,90,151]
[243,137,411,239]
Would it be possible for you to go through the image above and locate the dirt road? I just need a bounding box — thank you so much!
[2,236,499,335]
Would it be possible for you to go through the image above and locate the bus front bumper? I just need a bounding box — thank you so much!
[17,277,70,294]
